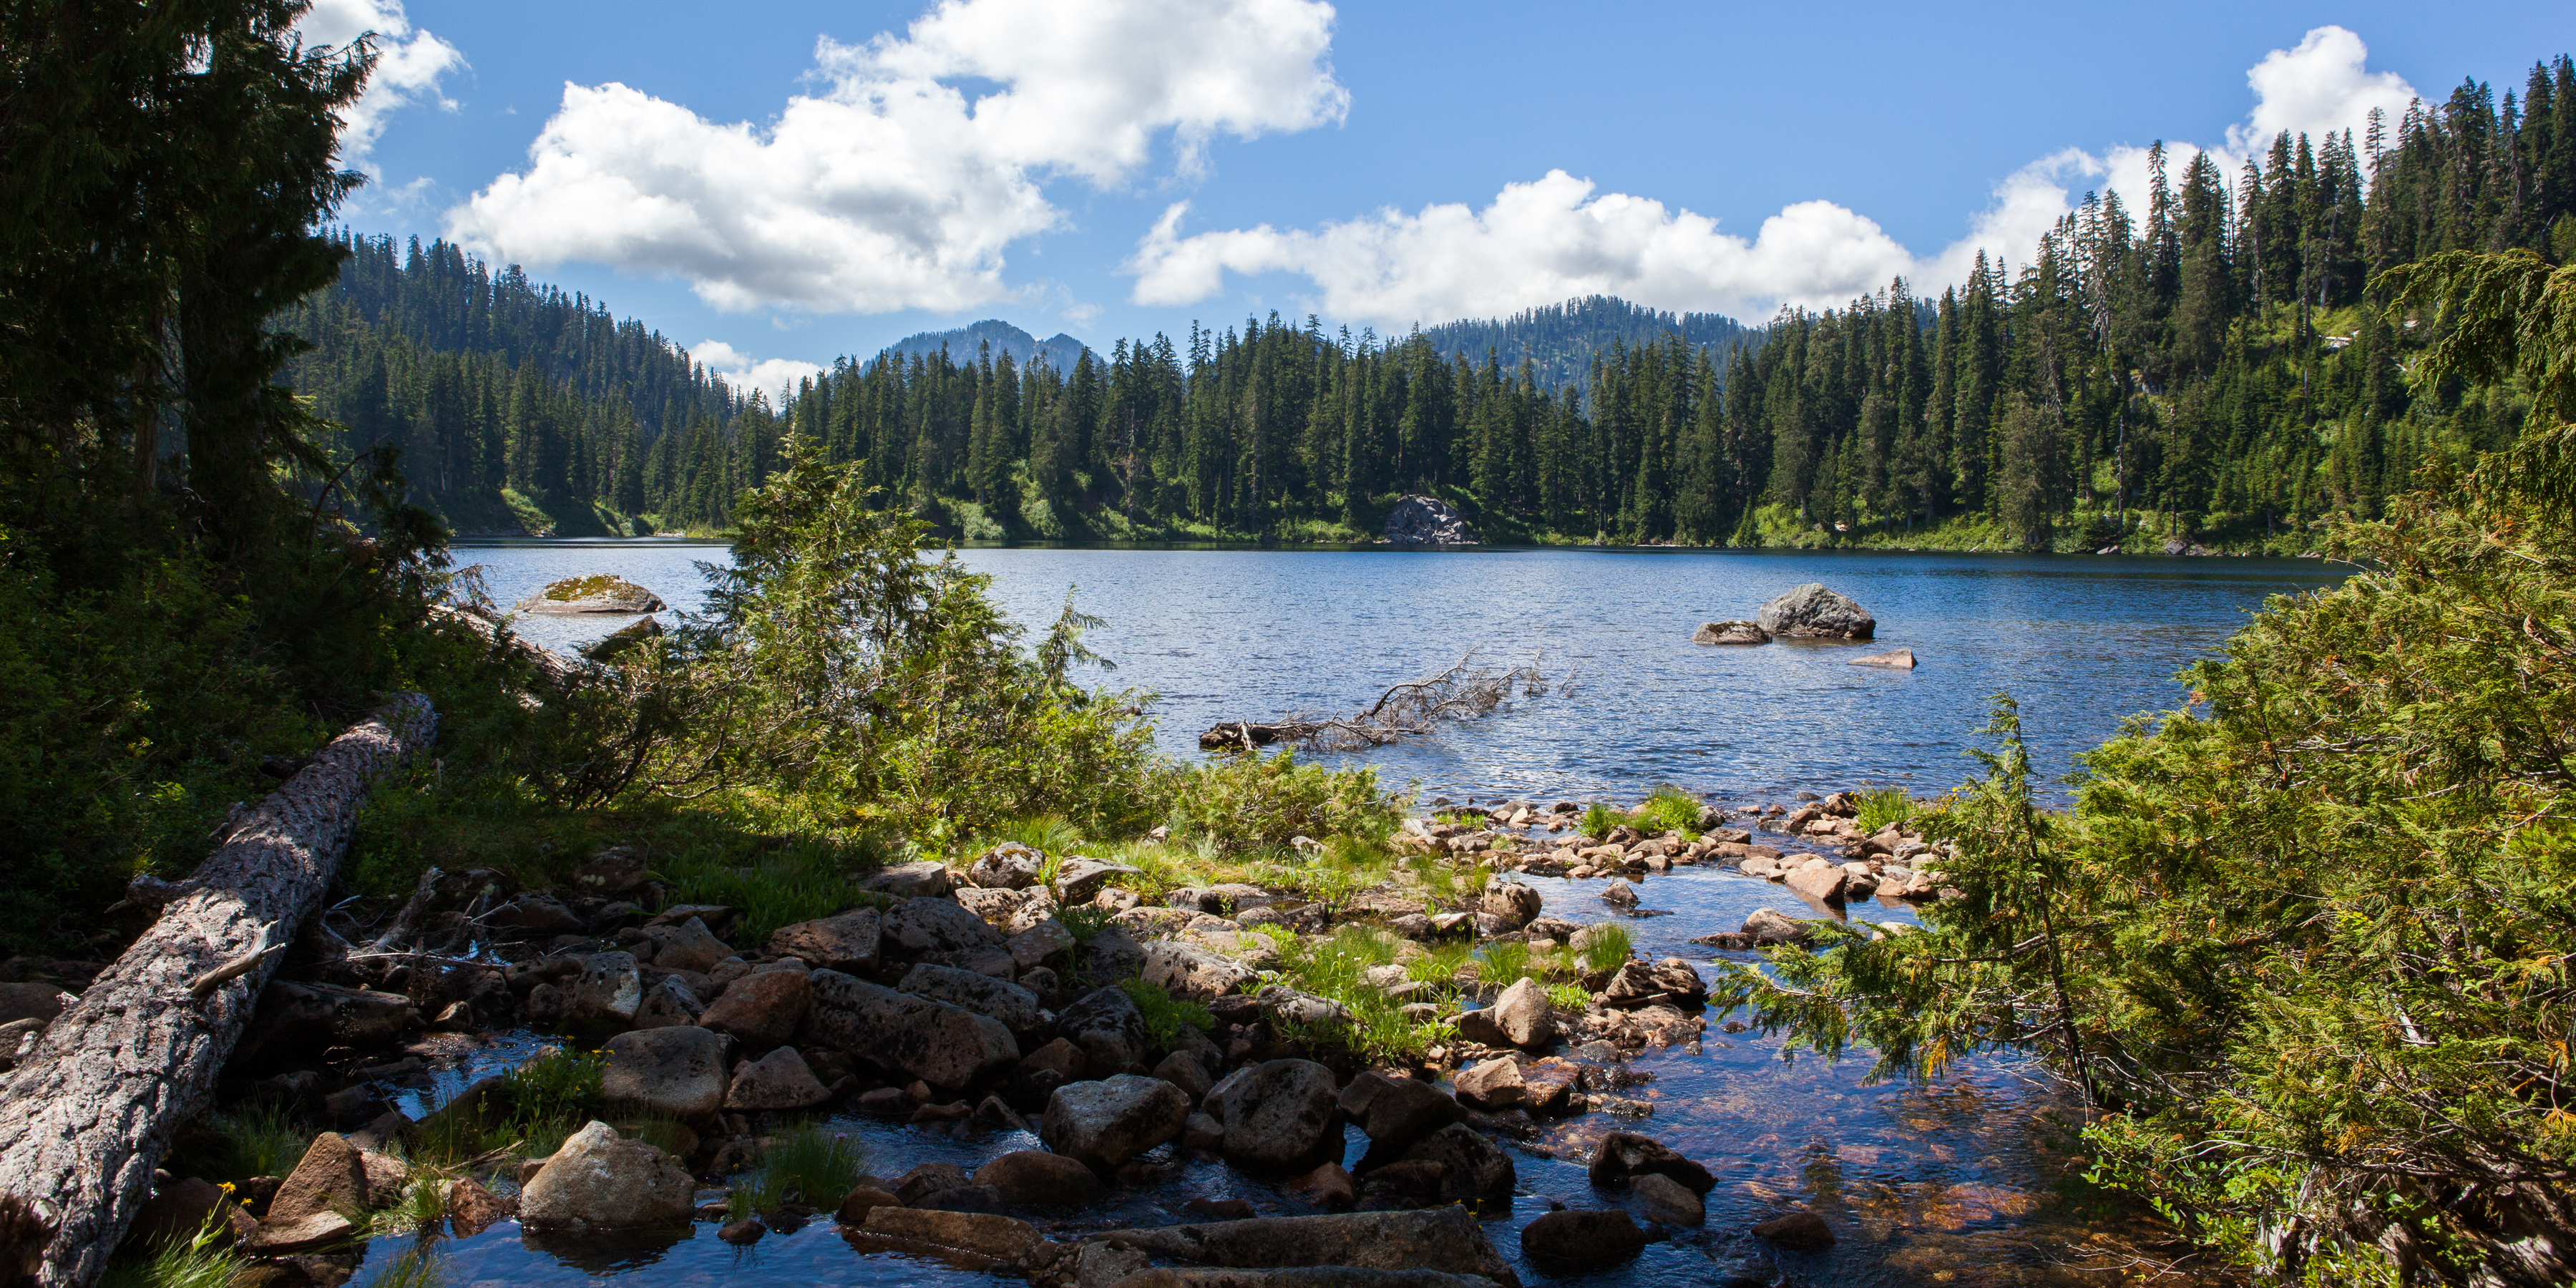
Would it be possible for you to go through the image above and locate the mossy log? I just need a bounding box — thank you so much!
[0,694,437,1288]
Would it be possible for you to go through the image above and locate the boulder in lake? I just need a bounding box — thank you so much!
[1382,494,1479,545]
[1755,582,1875,640]
[1692,620,1772,645]
[514,575,666,615]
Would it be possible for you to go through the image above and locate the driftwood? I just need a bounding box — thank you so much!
[1200,653,1549,753]
[0,694,437,1288]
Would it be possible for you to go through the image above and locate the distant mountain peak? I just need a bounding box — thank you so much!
[879,319,1087,371]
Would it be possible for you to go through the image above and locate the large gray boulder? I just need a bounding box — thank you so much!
[1211,1059,1343,1171]
[768,908,881,972]
[1396,1123,1516,1201]
[1520,1209,1647,1270]
[1486,977,1556,1048]
[1141,940,1257,1002]
[804,970,1019,1089]
[864,861,954,898]
[968,843,1045,890]
[1478,882,1543,929]
[1755,582,1875,640]
[602,1026,729,1123]
[636,917,731,975]
[1337,1071,1465,1149]
[1053,857,1143,903]
[697,968,809,1049]
[883,897,1006,957]
[519,1121,695,1229]
[515,575,665,615]
[1382,495,1478,545]
[1041,1075,1191,1169]
[723,1045,829,1111]
[1056,985,1151,1073]
[898,962,1042,1033]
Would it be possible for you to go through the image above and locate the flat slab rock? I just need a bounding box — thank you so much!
[1080,1207,1517,1285]
[513,575,665,615]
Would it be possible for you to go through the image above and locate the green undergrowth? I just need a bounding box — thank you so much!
[99,1215,243,1288]
[1118,978,1216,1047]
[1853,786,1914,834]
[728,1122,864,1216]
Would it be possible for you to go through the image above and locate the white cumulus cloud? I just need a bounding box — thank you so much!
[1128,25,2421,327]
[448,0,1347,316]
[294,0,464,168]
[691,341,827,408]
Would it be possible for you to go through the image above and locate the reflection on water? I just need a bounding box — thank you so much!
[421,541,2312,1284]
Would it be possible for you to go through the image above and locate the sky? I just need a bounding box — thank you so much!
[312,0,2575,401]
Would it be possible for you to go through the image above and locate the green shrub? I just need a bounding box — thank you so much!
[1853,786,1913,834]
[1630,785,1704,835]
[1546,982,1592,1013]
[1163,748,1400,857]
[1577,923,1632,974]
[1579,801,1616,839]
[1118,978,1216,1048]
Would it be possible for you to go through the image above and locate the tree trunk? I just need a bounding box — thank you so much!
[0,694,437,1288]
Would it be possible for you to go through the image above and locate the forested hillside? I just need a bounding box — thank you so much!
[286,56,2576,549]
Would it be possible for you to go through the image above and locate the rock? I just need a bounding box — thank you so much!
[768,908,882,972]
[1782,858,1848,904]
[865,861,955,898]
[1143,941,1258,1002]
[491,892,585,934]
[1184,1112,1226,1153]
[913,1183,1004,1213]
[1211,1060,1342,1171]
[1382,494,1479,545]
[243,1211,355,1255]
[1634,1172,1705,1226]
[969,843,1045,890]
[957,886,1038,929]
[1599,959,1707,1010]
[1518,1058,1582,1116]
[1756,582,1874,640]
[267,1133,379,1226]
[571,952,643,1023]
[1588,1131,1715,1193]
[803,970,1020,1089]
[1054,858,1144,903]
[1078,1208,1513,1283]
[446,1177,513,1238]
[1340,1072,1464,1148]
[1284,1162,1356,1210]
[1740,907,1815,946]
[718,1218,764,1245]
[1478,882,1542,929]
[698,968,809,1049]
[1042,1075,1191,1168]
[1057,986,1152,1073]
[1691,620,1772,645]
[1154,1050,1215,1100]
[1396,1123,1515,1201]
[974,1149,1106,1206]
[835,1184,902,1224]
[1850,648,1916,670]
[897,961,1042,1031]
[1110,1272,1500,1288]
[517,575,665,615]
[724,1046,829,1111]
[1599,882,1639,909]
[1254,985,1347,1029]
[235,981,417,1068]
[860,1207,1045,1265]
[630,976,704,1030]
[1006,918,1077,971]
[1451,1057,1526,1111]
[519,1121,695,1230]
[1520,1209,1648,1270]
[1751,1209,1835,1250]
[602,1026,731,1123]
[1486,977,1556,1048]
[572,847,649,897]
[638,917,731,975]
[1079,927,1149,982]
[0,982,72,1027]
[883,897,1007,957]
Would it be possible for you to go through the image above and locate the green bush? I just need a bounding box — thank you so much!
[1629,785,1704,835]
[1577,923,1632,974]
[730,1121,864,1214]
[1163,748,1400,857]
[1117,978,1215,1048]
[1852,786,1913,834]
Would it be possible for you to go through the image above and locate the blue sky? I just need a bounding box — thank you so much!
[314,0,2573,398]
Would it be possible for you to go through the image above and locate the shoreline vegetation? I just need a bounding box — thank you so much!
[4,10,2574,1288]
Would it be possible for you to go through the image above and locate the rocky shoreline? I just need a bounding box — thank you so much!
[8,781,1946,1288]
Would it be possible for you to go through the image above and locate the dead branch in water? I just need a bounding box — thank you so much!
[1200,651,1553,753]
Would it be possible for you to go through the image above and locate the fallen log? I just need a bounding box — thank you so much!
[0,693,437,1288]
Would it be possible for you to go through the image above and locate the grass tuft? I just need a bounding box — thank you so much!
[201,1101,307,1181]
[729,1121,864,1215]
[1577,922,1634,974]
[1853,786,1913,834]
[1118,977,1216,1048]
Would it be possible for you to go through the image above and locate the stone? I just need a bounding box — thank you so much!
[1751,1209,1835,1250]
[519,1121,695,1231]
[516,575,665,615]
[1183,1198,1256,1221]
[1211,1059,1342,1171]
[1850,648,1916,670]
[883,897,1007,957]
[1382,494,1479,545]
[1042,1075,1191,1168]
[1254,985,1347,1028]
[767,908,881,972]
[267,1133,377,1226]
[234,982,417,1068]
[957,886,1038,928]
[243,1211,356,1255]
[834,1184,902,1224]
[1520,1209,1649,1269]
[1478,882,1542,929]
[1634,1172,1705,1226]
[490,892,585,934]
[803,970,1020,1089]
[1488,977,1556,1048]
[1451,1057,1526,1111]
[1054,858,1144,903]
[1588,1131,1715,1193]
[572,846,649,895]
[571,952,643,1023]
[1142,940,1258,1002]
[1184,1112,1225,1153]
[602,1026,730,1123]
[1518,1058,1582,1116]
[724,1045,829,1111]
[1007,918,1075,970]
[1080,927,1148,982]
[1397,1123,1515,1201]
[1740,908,1814,946]
[969,843,1045,890]
[698,968,809,1049]
[1077,1208,1513,1282]
[446,1178,514,1238]
[718,1218,764,1245]
[0,982,72,1027]
[899,961,1043,1033]
[1783,858,1848,904]
[1284,1162,1356,1209]
[1692,620,1772,645]
[630,976,704,1030]
[974,1149,1106,1206]
[638,917,731,975]
[1110,1272,1497,1288]
[1153,1050,1214,1099]
[1056,986,1152,1073]
[1756,582,1875,640]
[1599,959,1707,1010]
[860,1207,1045,1264]
[1340,1072,1464,1148]
[864,861,955,898]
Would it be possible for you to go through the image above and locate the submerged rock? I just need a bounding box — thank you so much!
[1078,1208,1515,1282]
[1691,620,1771,645]
[514,575,665,615]
[1521,1209,1649,1269]
[1849,648,1916,669]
